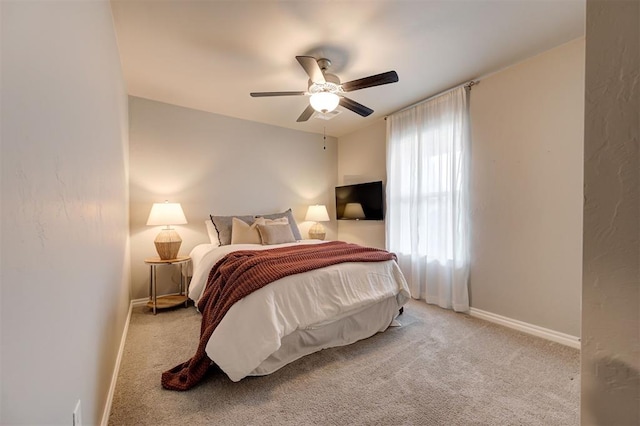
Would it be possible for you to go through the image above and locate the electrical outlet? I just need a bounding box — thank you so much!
[73,400,82,426]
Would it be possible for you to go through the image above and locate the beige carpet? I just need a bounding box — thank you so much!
[108,299,579,425]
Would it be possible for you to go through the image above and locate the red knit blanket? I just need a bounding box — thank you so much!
[161,241,396,390]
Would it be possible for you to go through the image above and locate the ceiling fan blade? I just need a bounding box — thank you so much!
[341,71,399,92]
[296,104,316,122]
[296,56,326,84]
[250,91,306,97]
[339,97,374,117]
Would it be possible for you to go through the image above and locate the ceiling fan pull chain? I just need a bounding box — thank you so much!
[323,127,326,150]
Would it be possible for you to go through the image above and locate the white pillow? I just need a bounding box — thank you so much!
[231,217,265,245]
[205,219,220,247]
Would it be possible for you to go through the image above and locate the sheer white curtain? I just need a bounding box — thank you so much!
[386,86,470,312]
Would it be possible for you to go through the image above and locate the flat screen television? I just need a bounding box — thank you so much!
[335,181,384,221]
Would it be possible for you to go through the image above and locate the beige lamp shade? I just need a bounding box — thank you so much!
[343,202,366,219]
[147,201,187,260]
[305,205,330,240]
[305,205,330,222]
[146,202,187,226]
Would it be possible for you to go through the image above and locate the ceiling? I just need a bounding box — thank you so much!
[111,0,585,138]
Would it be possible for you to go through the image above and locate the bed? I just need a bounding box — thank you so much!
[161,212,410,390]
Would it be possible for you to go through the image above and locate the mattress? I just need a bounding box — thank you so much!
[188,241,410,381]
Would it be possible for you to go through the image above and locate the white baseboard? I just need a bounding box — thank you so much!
[131,297,148,307]
[100,294,190,424]
[100,301,133,426]
[469,307,581,349]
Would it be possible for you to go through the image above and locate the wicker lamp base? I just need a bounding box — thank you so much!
[308,222,326,240]
[154,229,182,260]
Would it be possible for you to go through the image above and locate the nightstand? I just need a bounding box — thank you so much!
[144,256,191,315]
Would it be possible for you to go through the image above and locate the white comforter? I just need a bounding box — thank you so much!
[188,240,410,381]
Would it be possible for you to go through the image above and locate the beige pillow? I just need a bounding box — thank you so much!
[231,217,265,244]
[258,209,302,241]
[257,223,296,245]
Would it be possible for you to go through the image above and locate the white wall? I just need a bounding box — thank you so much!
[337,120,387,249]
[0,1,130,425]
[129,97,338,300]
[581,0,639,424]
[469,39,585,337]
[335,40,585,337]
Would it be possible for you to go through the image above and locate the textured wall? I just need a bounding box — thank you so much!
[581,0,640,424]
[129,97,338,300]
[469,39,585,337]
[0,1,130,424]
[337,120,387,249]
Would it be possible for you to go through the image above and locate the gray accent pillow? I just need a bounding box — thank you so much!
[257,209,302,241]
[211,208,301,245]
[257,223,296,245]
[210,214,254,246]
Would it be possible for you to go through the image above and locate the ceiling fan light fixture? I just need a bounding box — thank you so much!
[250,55,398,122]
[310,92,340,113]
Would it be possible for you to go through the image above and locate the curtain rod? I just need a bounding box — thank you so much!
[385,79,479,119]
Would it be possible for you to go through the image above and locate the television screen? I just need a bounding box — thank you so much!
[335,181,384,220]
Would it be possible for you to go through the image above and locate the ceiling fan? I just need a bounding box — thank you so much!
[250,56,399,122]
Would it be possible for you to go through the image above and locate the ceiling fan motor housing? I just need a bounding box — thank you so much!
[309,74,341,94]
[317,58,332,71]
[309,58,341,94]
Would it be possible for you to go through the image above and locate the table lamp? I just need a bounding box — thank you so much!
[146,201,187,260]
[305,204,330,240]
